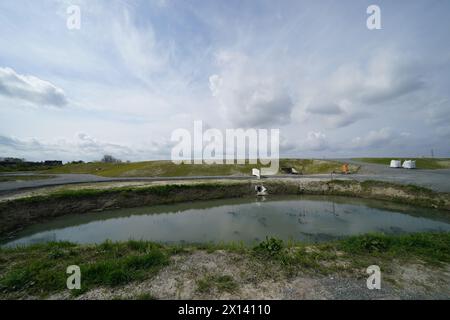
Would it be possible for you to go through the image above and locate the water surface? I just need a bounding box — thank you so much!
[3,195,450,247]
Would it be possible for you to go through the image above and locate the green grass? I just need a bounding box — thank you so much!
[196,275,239,293]
[134,292,157,300]
[250,233,450,274]
[1,233,448,298]
[253,236,284,256]
[249,233,450,280]
[336,233,450,265]
[9,182,247,205]
[45,159,358,177]
[0,175,55,182]
[0,241,169,298]
[353,158,450,169]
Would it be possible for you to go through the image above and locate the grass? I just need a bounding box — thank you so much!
[8,182,247,205]
[353,158,450,169]
[134,292,157,300]
[44,159,358,177]
[196,275,239,293]
[0,175,55,182]
[323,179,448,209]
[253,236,284,256]
[0,240,169,298]
[336,233,450,265]
[359,180,435,195]
[249,233,450,276]
[0,233,448,299]
[251,237,338,274]
[247,233,450,282]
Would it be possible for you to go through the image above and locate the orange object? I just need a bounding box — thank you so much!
[341,164,349,174]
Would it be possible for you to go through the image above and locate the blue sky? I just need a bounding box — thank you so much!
[0,0,449,161]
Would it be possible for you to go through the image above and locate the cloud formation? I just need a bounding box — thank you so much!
[0,67,67,107]
[281,131,330,154]
[300,51,425,129]
[351,128,394,149]
[0,133,172,162]
[0,1,449,159]
[209,52,294,128]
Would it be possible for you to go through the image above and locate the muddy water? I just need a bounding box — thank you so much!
[3,195,450,247]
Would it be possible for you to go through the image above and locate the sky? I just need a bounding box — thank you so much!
[0,0,449,162]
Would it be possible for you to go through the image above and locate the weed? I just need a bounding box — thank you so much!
[197,275,238,293]
[254,237,284,256]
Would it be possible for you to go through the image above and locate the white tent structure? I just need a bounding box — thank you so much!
[390,160,402,168]
[402,160,416,169]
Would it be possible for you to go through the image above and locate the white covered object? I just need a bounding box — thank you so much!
[402,160,416,169]
[390,160,402,168]
[252,168,261,179]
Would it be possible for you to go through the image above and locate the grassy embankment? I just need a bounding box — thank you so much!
[0,232,448,299]
[44,159,358,177]
[353,158,450,169]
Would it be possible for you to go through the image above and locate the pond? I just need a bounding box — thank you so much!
[3,195,450,247]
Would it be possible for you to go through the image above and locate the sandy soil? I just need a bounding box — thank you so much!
[48,251,450,300]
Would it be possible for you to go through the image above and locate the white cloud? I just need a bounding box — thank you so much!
[302,131,329,151]
[302,98,368,128]
[426,99,450,127]
[299,51,425,129]
[0,133,173,162]
[209,52,294,128]
[112,11,169,83]
[327,51,425,105]
[0,67,67,107]
[351,128,394,149]
[281,131,330,153]
[0,1,449,159]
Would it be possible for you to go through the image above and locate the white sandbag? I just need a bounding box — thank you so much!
[402,160,416,169]
[390,160,402,168]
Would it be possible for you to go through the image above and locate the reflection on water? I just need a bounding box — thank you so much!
[3,195,450,247]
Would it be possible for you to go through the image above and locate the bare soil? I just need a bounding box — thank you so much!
[48,251,450,300]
